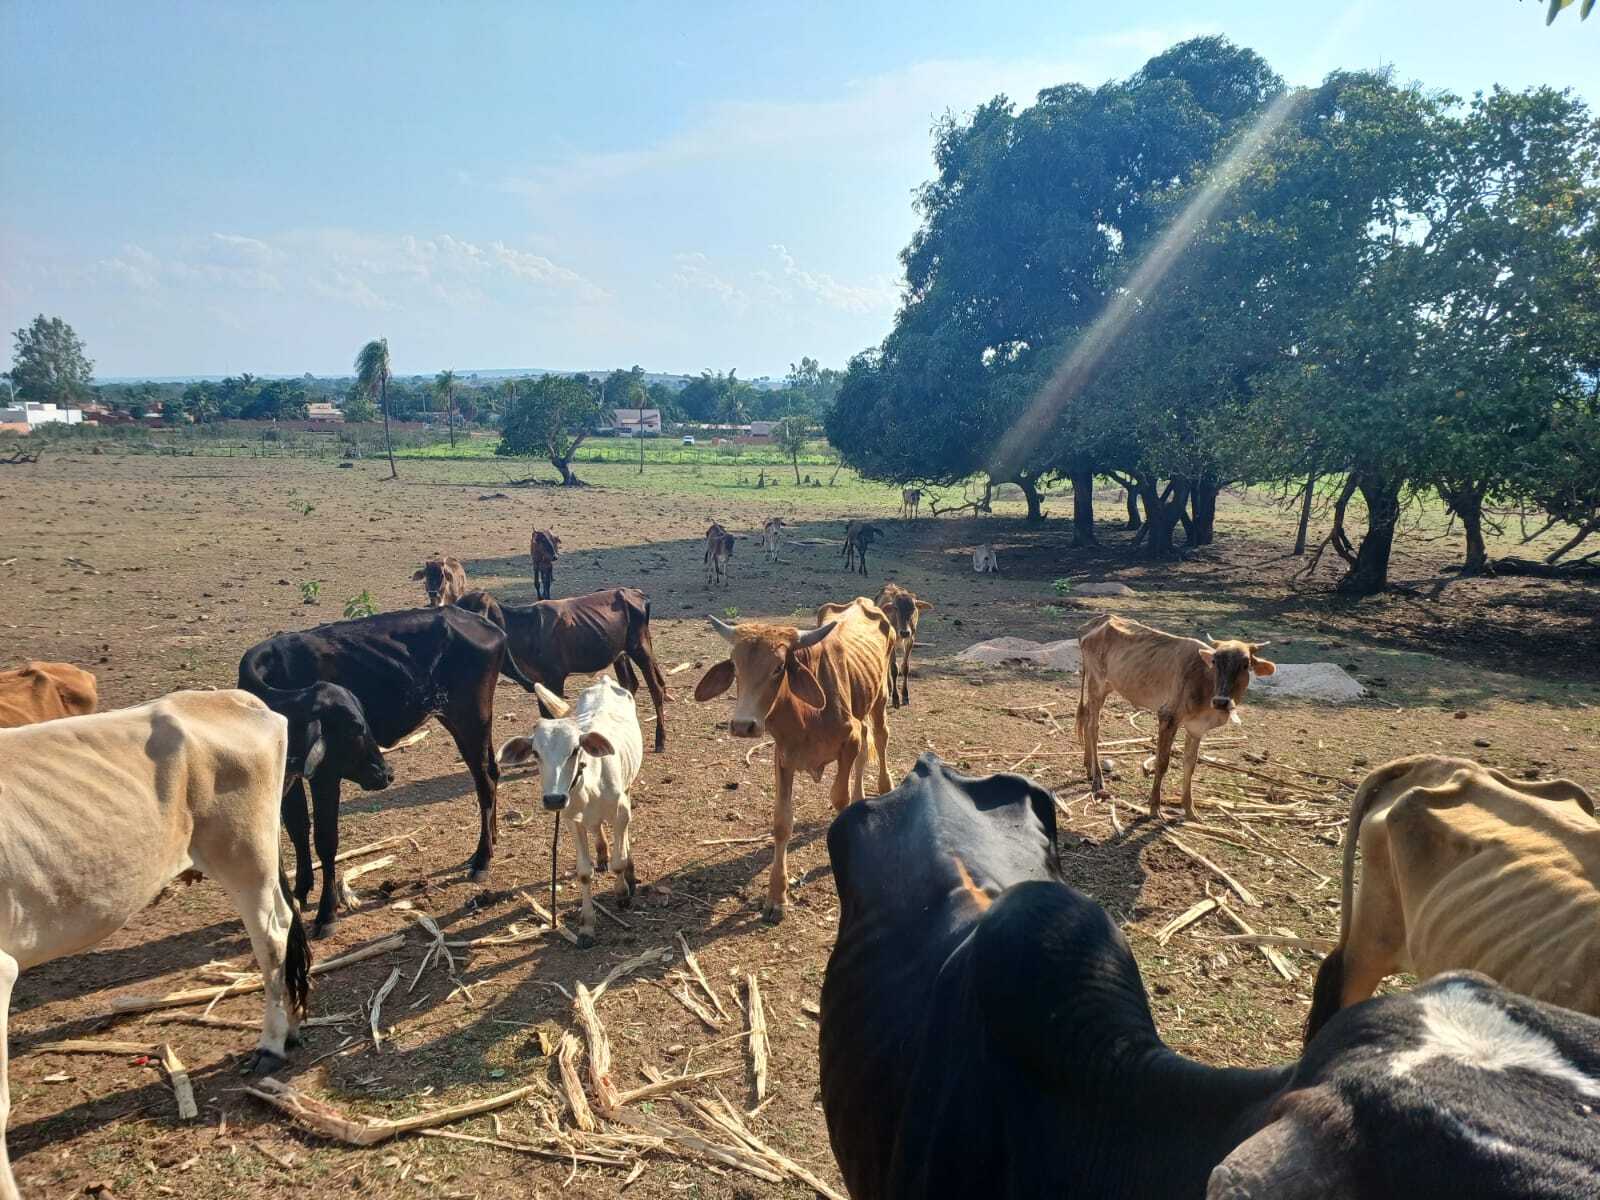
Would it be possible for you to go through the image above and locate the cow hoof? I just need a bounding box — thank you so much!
[576,931,596,950]
[311,917,337,939]
[1094,788,1113,801]
[241,1048,289,1077]
[286,1031,304,1051]
[761,904,786,925]
[467,866,491,885]
[615,890,633,910]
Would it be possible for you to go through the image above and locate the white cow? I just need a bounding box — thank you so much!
[973,543,1000,574]
[762,517,787,563]
[0,691,309,1200]
[498,678,643,945]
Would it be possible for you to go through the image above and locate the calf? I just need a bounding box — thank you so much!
[1305,754,1600,1046]
[497,678,643,945]
[530,529,560,600]
[695,604,893,921]
[820,753,1600,1200]
[761,517,787,563]
[972,543,999,574]
[874,583,932,708]
[239,606,533,936]
[457,588,668,752]
[0,661,97,728]
[704,521,734,587]
[900,488,922,519]
[842,520,883,576]
[1076,615,1274,820]
[412,555,468,607]
[1,691,314,1197]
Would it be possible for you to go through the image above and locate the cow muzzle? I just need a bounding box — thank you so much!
[542,793,570,812]
[1212,696,1236,711]
[728,719,762,738]
[425,593,443,607]
[360,761,395,790]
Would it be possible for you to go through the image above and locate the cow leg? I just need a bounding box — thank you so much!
[212,855,302,1073]
[309,775,343,938]
[1148,711,1178,819]
[886,646,900,708]
[900,640,914,706]
[766,761,797,923]
[1,948,17,1200]
[572,817,597,947]
[627,642,670,753]
[612,655,640,694]
[444,714,500,883]
[594,823,610,873]
[834,736,862,811]
[1178,733,1203,820]
[1080,684,1110,797]
[282,777,315,909]
[611,798,637,909]
[870,697,893,797]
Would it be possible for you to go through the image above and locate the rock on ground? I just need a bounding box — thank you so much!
[958,637,1082,673]
[1074,581,1136,597]
[1249,663,1365,702]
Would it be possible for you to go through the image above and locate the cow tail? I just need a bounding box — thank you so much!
[498,640,541,694]
[1075,670,1088,744]
[280,864,312,1019]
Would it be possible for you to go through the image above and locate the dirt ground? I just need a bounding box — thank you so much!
[3,452,1598,1199]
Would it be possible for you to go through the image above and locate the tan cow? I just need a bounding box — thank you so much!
[695,603,894,921]
[412,555,468,607]
[900,488,923,519]
[530,529,561,600]
[0,691,311,1198]
[704,522,734,587]
[874,583,932,708]
[1076,615,1275,820]
[1304,754,1600,1045]
[761,517,787,563]
[0,662,98,728]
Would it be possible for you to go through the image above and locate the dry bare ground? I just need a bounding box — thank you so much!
[3,452,1597,1198]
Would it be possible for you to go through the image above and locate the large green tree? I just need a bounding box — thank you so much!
[355,338,396,478]
[435,368,458,447]
[496,375,602,485]
[9,315,94,408]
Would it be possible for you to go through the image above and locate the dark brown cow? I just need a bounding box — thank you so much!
[874,583,932,708]
[412,555,468,607]
[694,602,894,921]
[0,661,98,728]
[704,522,734,587]
[1076,615,1275,820]
[842,520,883,576]
[458,588,669,752]
[530,529,560,600]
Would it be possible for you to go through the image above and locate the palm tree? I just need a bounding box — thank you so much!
[355,338,395,479]
[435,368,457,448]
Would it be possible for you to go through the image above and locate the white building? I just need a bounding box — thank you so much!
[0,402,85,431]
[611,408,662,435]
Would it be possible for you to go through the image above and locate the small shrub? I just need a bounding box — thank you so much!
[299,580,321,605]
[344,590,377,619]
[722,606,740,622]
[1051,577,1075,595]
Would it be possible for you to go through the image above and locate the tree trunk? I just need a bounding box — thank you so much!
[1070,469,1098,545]
[1017,474,1044,523]
[1139,477,1189,557]
[448,395,456,448]
[1441,483,1489,572]
[1188,478,1219,546]
[381,377,397,479]
[1124,485,1141,530]
[1293,474,1318,555]
[1339,476,1400,594]
[792,448,800,484]
[552,457,581,486]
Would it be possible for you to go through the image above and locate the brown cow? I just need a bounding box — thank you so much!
[874,583,932,708]
[841,520,883,576]
[1076,615,1275,820]
[412,555,467,607]
[530,530,561,600]
[458,588,669,752]
[0,662,98,728]
[695,604,894,921]
[704,522,734,587]
[1304,754,1600,1045]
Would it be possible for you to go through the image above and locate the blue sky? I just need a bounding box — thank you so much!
[2,2,1594,380]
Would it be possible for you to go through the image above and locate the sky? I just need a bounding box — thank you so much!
[2,2,1595,381]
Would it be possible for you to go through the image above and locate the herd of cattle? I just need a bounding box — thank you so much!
[0,514,1597,1198]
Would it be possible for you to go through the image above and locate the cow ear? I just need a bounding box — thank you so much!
[410,568,426,580]
[288,719,326,780]
[1197,647,1215,666]
[694,660,736,701]
[1251,655,1277,678]
[915,599,933,612]
[580,730,616,757]
[785,654,826,709]
[498,736,537,767]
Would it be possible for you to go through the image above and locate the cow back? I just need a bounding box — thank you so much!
[0,661,99,728]
[801,603,893,721]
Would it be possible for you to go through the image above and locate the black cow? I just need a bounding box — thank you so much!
[820,754,1600,1200]
[239,606,537,936]
[457,588,668,752]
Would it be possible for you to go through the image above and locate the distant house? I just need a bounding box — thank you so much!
[306,402,344,424]
[611,408,661,435]
[748,420,777,441]
[0,402,85,432]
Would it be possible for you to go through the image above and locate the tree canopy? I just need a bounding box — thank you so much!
[9,315,94,407]
[496,375,603,485]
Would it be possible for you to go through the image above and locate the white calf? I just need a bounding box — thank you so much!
[0,691,309,1200]
[498,678,644,944]
[973,544,1000,574]
[762,517,787,563]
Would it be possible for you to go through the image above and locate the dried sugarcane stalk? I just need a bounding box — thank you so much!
[744,974,769,1103]
[676,931,728,1021]
[556,1032,597,1133]
[245,1076,536,1145]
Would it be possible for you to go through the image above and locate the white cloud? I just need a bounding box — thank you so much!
[770,244,898,315]
[670,252,748,310]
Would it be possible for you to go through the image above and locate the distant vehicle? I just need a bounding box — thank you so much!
[682,435,696,446]
[617,428,634,438]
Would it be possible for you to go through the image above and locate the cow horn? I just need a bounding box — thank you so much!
[533,682,570,717]
[1251,640,1271,651]
[709,614,738,643]
[796,620,836,649]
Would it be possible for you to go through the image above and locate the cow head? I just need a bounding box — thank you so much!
[855,524,883,547]
[1197,639,1275,712]
[412,559,451,607]
[694,615,834,737]
[285,683,393,791]
[497,684,614,811]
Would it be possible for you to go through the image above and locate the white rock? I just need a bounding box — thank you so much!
[1249,663,1365,703]
[1073,581,1136,596]
[958,637,1082,673]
